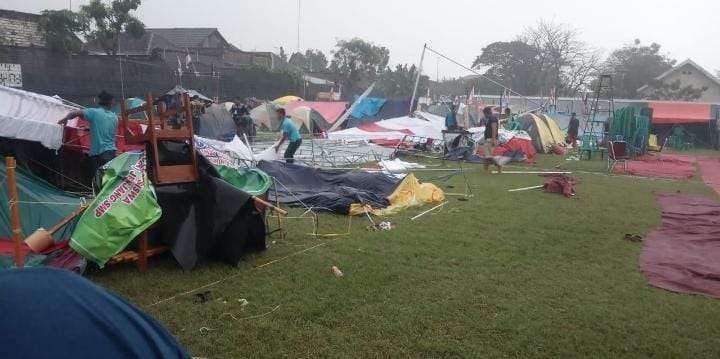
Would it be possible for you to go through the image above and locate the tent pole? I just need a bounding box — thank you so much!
[5,157,24,268]
[409,44,427,115]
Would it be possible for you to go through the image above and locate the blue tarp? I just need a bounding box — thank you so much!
[351,97,387,119]
[0,267,189,358]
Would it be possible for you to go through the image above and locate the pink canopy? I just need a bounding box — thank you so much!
[284,101,348,124]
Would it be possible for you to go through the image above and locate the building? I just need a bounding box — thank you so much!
[637,59,720,103]
[0,9,45,48]
[84,27,277,69]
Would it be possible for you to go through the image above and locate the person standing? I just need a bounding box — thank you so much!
[58,91,118,186]
[483,106,502,174]
[567,112,580,147]
[445,103,459,131]
[274,108,302,164]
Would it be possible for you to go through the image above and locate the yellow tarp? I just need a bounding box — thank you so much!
[349,173,445,216]
[272,95,303,106]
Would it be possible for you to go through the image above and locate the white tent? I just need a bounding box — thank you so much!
[0,85,78,149]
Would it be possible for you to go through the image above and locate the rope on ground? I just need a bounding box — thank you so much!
[146,236,343,308]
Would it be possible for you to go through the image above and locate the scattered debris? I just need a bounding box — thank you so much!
[237,298,249,306]
[331,265,344,277]
[409,201,448,221]
[194,291,212,304]
[624,234,643,243]
[367,221,395,231]
[508,185,544,192]
[199,327,215,333]
[541,174,577,197]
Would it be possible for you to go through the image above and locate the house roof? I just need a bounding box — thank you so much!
[637,59,720,93]
[146,28,232,49]
[84,31,181,55]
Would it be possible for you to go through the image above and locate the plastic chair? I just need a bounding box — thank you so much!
[579,134,598,160]
[607,140,629,173]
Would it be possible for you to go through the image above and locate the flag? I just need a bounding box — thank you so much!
[176,55,183,75]
[185,50,192,70]
[70,152,162,267]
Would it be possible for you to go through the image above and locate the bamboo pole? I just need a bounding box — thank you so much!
[5,157,24,267]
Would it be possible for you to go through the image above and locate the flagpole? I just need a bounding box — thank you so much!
[409,43,426,115]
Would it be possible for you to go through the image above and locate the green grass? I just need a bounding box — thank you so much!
[89,154,720,358]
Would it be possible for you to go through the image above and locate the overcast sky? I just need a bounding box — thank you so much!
[6,0,720,78]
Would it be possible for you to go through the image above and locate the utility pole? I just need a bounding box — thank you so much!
[297,0,301,53]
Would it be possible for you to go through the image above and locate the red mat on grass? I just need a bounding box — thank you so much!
[698,157,720,195]
[614,154,696,179]
[640,194,720,298]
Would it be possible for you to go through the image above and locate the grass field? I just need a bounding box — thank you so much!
[89,153,720,358]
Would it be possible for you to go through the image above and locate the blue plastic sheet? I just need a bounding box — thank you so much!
[351,97,387,119]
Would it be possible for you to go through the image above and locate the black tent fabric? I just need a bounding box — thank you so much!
[257,161,399,214]
[0,267,189,359]
[198,104,237,141]
[153,143,266,270]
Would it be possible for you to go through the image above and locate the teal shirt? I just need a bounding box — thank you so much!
[83,107,118,156]
[280,117,301,142]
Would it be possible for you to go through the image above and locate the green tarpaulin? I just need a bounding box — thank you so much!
[70,152,161,266]
[195,137,272,196]
[0,162,83,239]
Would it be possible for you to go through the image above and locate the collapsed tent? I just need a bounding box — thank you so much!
[70,152,162,267]
[257,161,444,215]
[165,85,212,102]
[329,112,446,143]
[155,150,266,269]
[284,101,349,131]
[197,103,237,141]
[0,160,86,271]
[195,136,272,196]
[0,85,75,150]
[346,98,412,128]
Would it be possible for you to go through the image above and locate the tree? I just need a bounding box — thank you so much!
[376,64,428,99]
[289,49,328,72]
[520,20,601,96]
[80,0,145,56]
[37,9,88,55]
[470,20,600,97]
[330,38,390,95]
[472,41,541,95]
[643,79,707,101]
[604,40,676,98]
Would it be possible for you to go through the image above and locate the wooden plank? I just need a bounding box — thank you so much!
[155,165,198,184]
[5,157,24,267]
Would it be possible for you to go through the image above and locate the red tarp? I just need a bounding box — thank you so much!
[493,138,537,162]
[614,153,696,179]
[698,157,720,195]
[62,119,144,153]
[358,122,414,135]
[640,194,720,299]
[284,101,348,124]
[649,101,712,124]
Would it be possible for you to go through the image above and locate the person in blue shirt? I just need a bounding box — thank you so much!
[274,108,302,164]
[445,103,458,130]
[59,91,118,184]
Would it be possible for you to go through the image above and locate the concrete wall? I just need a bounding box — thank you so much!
[0,46,301,104]
[0,10,45,48]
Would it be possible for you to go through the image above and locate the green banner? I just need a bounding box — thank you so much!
[195,137,272,196]
[70,152,161,267]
